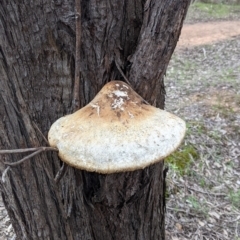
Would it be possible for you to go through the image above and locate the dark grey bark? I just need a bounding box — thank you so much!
[0,0,190,239]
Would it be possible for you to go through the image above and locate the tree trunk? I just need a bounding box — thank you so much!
[0,0,190,239]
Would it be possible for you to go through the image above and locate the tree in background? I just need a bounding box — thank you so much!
[0,0,190,239]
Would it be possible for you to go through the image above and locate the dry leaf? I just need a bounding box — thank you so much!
[198,220,205,227]
[171,237,180,240]
[209,211,220,220]
[175,223,182,231]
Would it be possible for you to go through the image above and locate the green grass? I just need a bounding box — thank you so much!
[228,190,240,209]
[188,121,207,135]
[212,104,235,120]
[186,195,209,216]
[165,144,199,175]
[208,129,222,140]
[199,177,207,188]
[236,94,240,105]
[192,2,240,18]
[220,68,239,84]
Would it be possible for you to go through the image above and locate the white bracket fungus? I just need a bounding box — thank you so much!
[48,80,186,174]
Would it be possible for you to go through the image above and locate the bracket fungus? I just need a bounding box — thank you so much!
[48,81,186,174]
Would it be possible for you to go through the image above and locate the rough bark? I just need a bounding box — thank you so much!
[0,0,190,239]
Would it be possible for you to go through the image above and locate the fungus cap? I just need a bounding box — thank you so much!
[48,81,186,173]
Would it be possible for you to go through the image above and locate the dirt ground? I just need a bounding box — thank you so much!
[177,20,240,49]
[1,17,240,240]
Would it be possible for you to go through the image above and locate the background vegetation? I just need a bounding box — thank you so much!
[165,2,240,239]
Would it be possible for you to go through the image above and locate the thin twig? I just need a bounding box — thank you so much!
[72,0,82,111]
[0,147,58,154]
[1,147,59,183]
[2,166,10,183]
[115,61,150,105]
[166,207,196,217]
[4,149,43,166]
[115,60,131,86]
[186,185,226,197]
[3,147,58,166]
[54,0,82,184]
[33,122,49,144]
[54,163,68,184]
[67,192,73,217]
